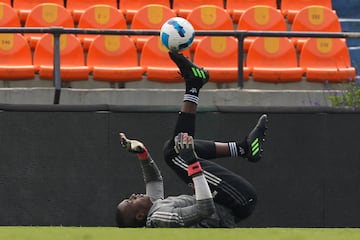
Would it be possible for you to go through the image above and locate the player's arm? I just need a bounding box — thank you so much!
[148,133,215,227]
[176,133,215,225]
[119,133,164,201]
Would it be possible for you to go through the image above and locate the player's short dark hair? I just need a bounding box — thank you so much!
[116,208,139,227]
[116,208,129,227]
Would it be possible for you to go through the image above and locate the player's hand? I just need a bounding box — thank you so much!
[119,133,145,154]
[175,133,203,177]
[174,132,199,164]
[174,132,195,153]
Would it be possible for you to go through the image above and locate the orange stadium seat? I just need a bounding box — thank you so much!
[66,0,118,24]
[119,0,170,23]
[0,33,35,80]
[13,0,64,24]
[130,4,176,51]
[247,37,304,82]
[0,2,21,27]
[0,0,11,6]
[24,3,74,49]
[173,0,224,18]
[237,5,286,52]
[193,36,250,82]
[226,0,277,23]
[187,5,234,52]
[291,5,342,51]
[140,36,190,82]
[77,4,127,51]
[33,34,90,81]
[280,0,332,23]
[87,35,145,82]
[300,38,356,82]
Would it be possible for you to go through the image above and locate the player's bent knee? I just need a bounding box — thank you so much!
[235,196,257,221]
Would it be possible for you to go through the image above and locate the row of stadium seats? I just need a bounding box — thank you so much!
[0,1,356,84]
[0,33,355,84]
[1,0,333,24]
[0,2,344,52]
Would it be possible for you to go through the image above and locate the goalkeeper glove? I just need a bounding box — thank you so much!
[119,133,148,160]
[174,132,203,177]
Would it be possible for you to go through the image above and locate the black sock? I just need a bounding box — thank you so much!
[173,112,196,138]
[183,83,200,105]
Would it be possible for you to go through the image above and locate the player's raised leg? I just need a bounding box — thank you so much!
[164,51,260,222]
[168,51,209,137]
[194,114,268,162]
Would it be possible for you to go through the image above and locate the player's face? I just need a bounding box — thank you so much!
[117,193,152,216]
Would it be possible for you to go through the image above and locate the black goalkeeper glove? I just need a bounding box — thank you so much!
[174,132,203,177]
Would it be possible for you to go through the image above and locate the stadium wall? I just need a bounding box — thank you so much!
[0,106,359,227]
[0,88,338,107]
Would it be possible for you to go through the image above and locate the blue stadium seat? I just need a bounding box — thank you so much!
[332,0,360,18]
[349,46,360,77]
[333,0,360,48]
[340,19,360,47]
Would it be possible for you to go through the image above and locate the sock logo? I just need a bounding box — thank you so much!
[189,88,197,94]
[238,147,245,156]
[251,138,260,156]
[191,67,207,79]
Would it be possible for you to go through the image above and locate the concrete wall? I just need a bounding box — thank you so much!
[0,88,341,107]
[0,107,360,227]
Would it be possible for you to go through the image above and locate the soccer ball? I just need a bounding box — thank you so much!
[160,17,195,52]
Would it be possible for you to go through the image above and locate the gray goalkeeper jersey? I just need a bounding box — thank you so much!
[146,195,237,228]
[141,155,237,228]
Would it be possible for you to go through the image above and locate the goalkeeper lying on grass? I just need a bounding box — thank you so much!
[116,52,268,228]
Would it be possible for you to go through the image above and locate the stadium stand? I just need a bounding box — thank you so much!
[0,0,357,88]
[340,19,360,48]
[130,4,175,52]
[280,0,332,23]
[87,35,145,83]
[119,0,170,24]
[332,0,359,19]
[237,5,286,51]
[247,37,304,82]
[332,0,360,50]
[77,4,127,51]
[13,0,64,24]
[349,47,360,77]
[0,2,21,27]
[24,3,74,49]
[332,0,360,77]
[291,5,342,51]
[187,4,234,52]
[0,33,35,80]
[0,0,11,6]
[33,34,89,81]
[66,0,117,24]
[300,38,356,82]
[226,0,277,23]
[140,36,190,83]
[172,0,224,18]
[193,36,250,82]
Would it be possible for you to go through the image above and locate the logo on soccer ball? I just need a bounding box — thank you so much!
[160,17,195,52]
[168,19,186,37]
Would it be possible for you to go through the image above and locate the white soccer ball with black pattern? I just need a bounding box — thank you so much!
[160,17,195,52]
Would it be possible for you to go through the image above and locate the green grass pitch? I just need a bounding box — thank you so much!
[0,227,360,240]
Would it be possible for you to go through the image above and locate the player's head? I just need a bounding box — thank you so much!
[116,193,152,227]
